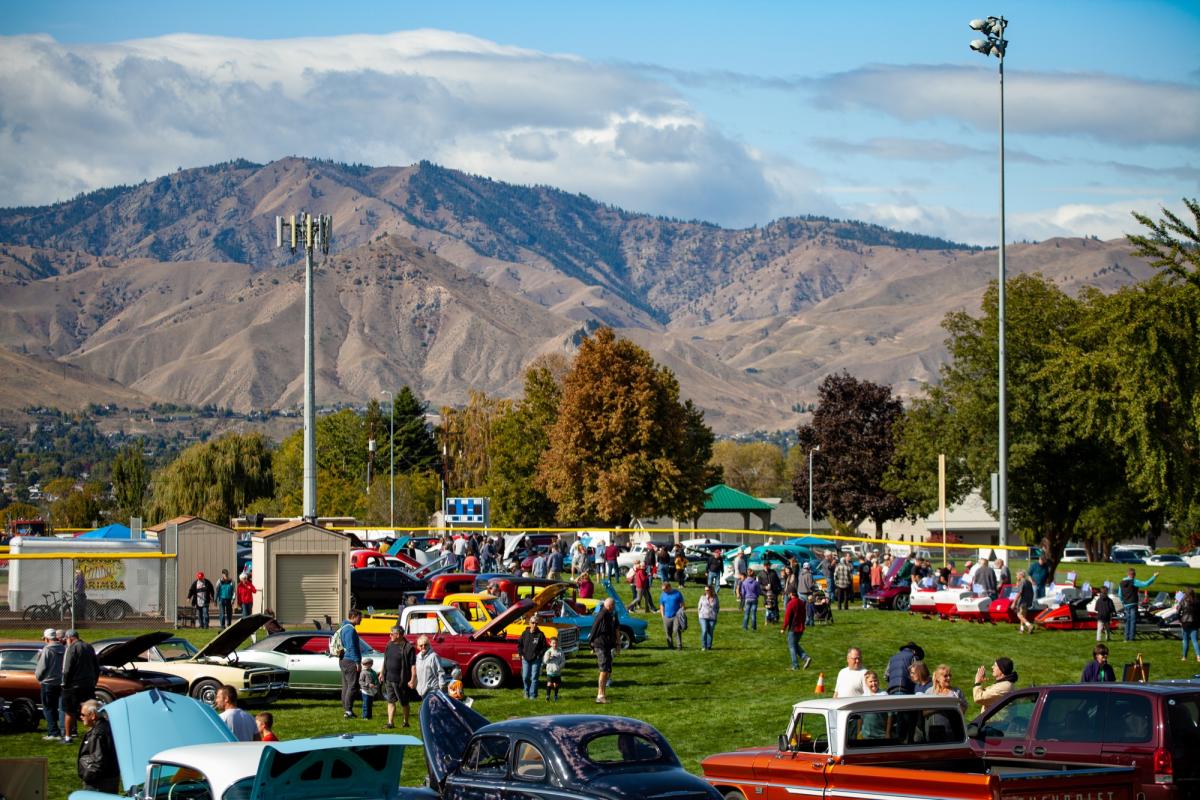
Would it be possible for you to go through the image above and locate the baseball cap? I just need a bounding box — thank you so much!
[43,627,56,639]
[196,571,204,579]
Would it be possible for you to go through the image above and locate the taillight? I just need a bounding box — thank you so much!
[1154,746,1173,784]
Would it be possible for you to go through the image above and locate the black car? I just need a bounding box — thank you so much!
[1109,550,1145,564]
[350,566,426,611]
[421,692,721,800]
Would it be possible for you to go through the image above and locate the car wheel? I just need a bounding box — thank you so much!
[94,688,115,705]
[191,679,222,706]
[618,628,634,650]
[724,791,747,800]
[103,599,132,621]
[893,593,910,611]
[470,656,506,690]
[10,697,39,732]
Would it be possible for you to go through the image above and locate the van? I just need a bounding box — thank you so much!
[968,683,1200,799]
[1061,547,1089,563]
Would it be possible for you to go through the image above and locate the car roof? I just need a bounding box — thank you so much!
[1009,682,1200,696]
[151,742,269,797]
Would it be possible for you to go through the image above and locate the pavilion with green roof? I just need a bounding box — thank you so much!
[697,483,774,531]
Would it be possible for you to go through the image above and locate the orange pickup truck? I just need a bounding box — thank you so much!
[702,695,1136,800]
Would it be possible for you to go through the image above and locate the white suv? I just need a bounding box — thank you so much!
[1060,547,1088,563]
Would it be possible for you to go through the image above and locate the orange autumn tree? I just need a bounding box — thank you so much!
[537,328,717,526]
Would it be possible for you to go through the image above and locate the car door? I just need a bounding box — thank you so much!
[504,739,559,800]
[276,635,328,690]
[1099,690,1155,783]
[446,734,512,800]
[975,691,1040,759]
[1026,689,1106,764]
[0,647,41,703]
[765,711,830,800]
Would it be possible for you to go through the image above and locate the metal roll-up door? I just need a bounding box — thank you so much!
[276,554,340,623]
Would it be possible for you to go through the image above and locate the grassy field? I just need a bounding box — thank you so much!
[5,559,1199,797]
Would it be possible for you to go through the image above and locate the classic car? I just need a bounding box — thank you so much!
[864,557,910,609]
[722,545,826,586]
[442,584,581,654]
[350,565,427,610]
[421,691,721,800]
[543,579,647,649]
[356,602,526,689]
[968,682,1200,799]
[702,695,1137,800]
[68,690,432,800]
[234,630,457,692]
[0,638,188,722]
[94,614,289,705]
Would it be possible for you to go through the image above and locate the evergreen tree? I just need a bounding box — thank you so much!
[384,387,439,474]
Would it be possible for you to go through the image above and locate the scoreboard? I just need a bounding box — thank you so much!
[444,497,489,525]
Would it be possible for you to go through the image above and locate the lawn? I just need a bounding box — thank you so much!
[5,559,1199,798]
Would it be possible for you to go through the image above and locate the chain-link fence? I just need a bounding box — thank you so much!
[0,551,174,632]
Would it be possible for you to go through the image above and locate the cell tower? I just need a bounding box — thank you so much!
[276,212,332,521]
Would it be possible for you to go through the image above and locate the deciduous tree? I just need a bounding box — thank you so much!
[793,373,905,536]
[537,328,716,526]
[711,441,786,498]
[111,443,148,520]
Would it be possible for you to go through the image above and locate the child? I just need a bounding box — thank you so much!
[447,667,466,701]
[359,657,380,720]
[542,637,565,701]
[255,712,278,742]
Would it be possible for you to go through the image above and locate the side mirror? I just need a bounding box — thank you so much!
[778,734,789,752]
[966,722,980,739]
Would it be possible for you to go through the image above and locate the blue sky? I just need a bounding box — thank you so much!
[3,0,1197,244]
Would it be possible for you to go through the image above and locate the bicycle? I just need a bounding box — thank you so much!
[21,590,70,622]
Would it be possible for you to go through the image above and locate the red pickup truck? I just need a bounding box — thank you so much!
[702,695,1136,800]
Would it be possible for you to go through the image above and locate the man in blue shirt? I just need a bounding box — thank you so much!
[337,609,366,719]
[1118,568,1158,641]
[659,582,686,650]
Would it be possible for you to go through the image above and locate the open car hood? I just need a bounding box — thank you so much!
[528,582,567,614]
[472,597,536,640]
[193,613,273,659]
[105,690,235,791]
[97,631,174,667]
[602,579,631,616]
[249,733,422,800]
[420,691,490,790]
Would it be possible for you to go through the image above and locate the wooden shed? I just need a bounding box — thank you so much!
[149,516,240,608]
[251,521,350,625]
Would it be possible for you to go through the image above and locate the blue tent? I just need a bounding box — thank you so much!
[78,523,133,539]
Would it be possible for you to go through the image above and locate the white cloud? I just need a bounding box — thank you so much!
[844,196,1189,247]
[810,65,1200,147]
[0,30,778,225]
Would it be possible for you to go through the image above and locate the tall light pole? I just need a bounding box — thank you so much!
[380,390,394,530]
[808,444,820,537]
[277,212,332,522]
[970,15,1008,548]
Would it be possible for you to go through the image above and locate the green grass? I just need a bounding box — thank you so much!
[6,561,1199,798]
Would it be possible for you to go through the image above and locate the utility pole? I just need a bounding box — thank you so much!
[276,212,332,522]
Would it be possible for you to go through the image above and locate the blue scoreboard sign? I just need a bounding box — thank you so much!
[444,496,489,525]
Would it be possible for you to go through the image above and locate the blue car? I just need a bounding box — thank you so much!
[550,579,648,650]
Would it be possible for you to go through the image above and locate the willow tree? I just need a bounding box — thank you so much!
[149,432,273,524]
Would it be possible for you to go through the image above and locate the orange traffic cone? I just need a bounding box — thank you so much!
[814,672,826,694]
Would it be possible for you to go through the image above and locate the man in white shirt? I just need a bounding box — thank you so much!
[833,647,867,697]
[215,685,257,742]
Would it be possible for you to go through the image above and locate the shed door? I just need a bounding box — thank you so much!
[276,554,340,623]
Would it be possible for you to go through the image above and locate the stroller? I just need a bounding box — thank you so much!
[809,589,834,625]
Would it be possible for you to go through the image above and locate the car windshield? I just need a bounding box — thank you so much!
[156,639,200,661]
[483,597,505,615]
[441,608,477,635]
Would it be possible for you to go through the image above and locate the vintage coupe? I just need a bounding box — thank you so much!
[231,630,386,692]
[94,614,288,705]
[702,695,1137,800]
[421,691,721,800]
[68,690,432,800]
[0,638,188,729]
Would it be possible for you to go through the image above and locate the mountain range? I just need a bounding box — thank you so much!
[0,158,1157,434]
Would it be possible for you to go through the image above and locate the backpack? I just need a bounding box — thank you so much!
[329,623,351,658]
